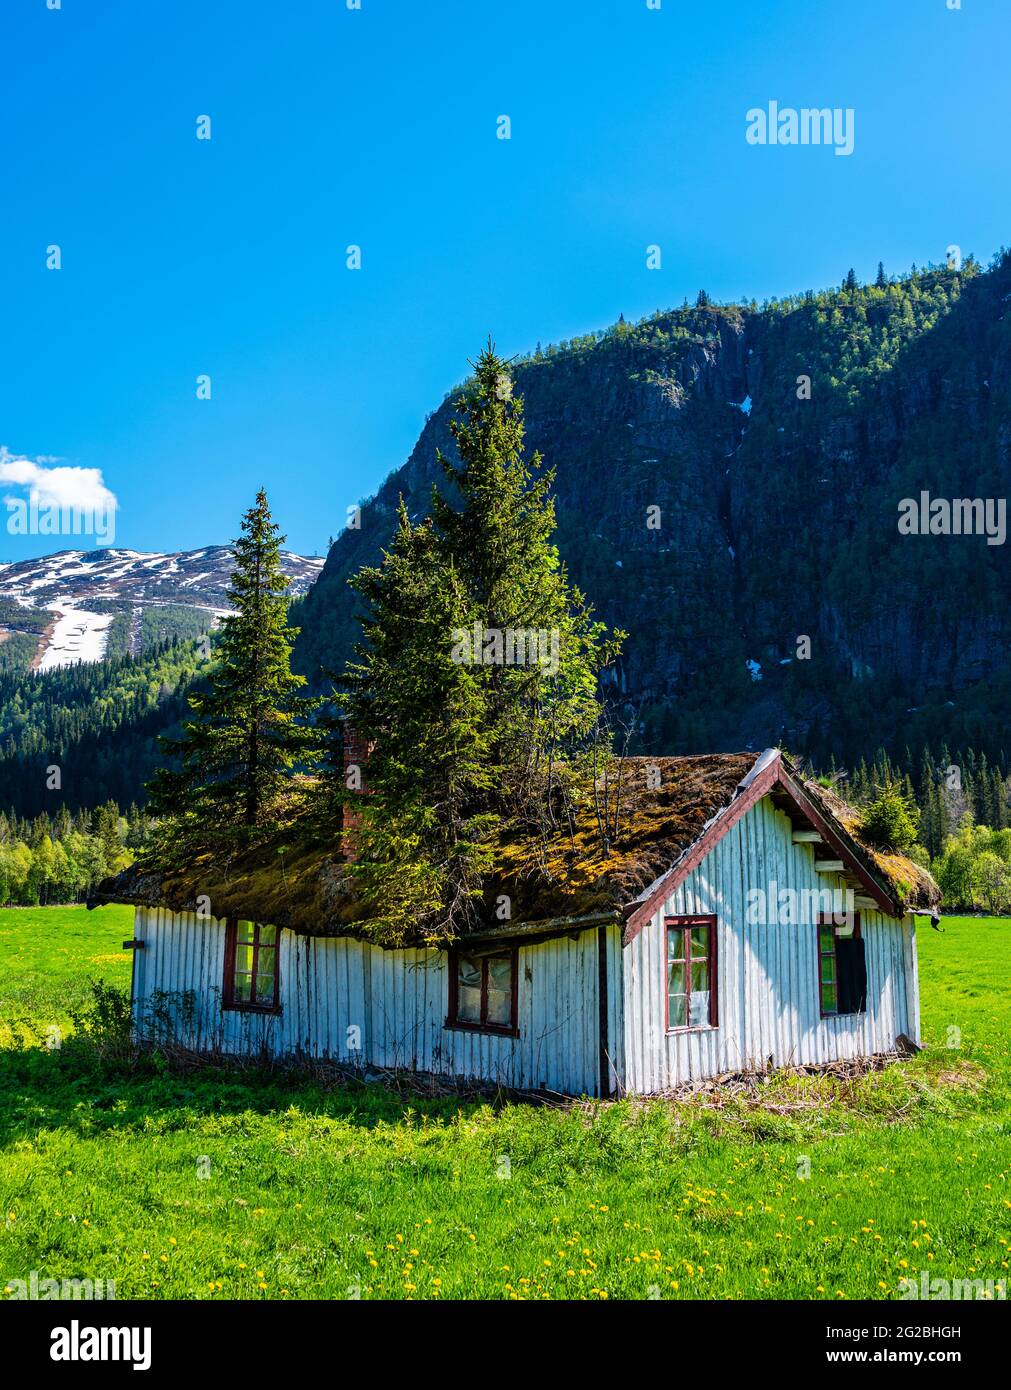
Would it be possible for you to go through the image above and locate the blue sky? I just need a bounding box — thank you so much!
[2,0,1009,560]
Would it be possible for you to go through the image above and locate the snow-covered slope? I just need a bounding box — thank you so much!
[0,546,322,608]
[36,601,115,672]
[0,546,324,672]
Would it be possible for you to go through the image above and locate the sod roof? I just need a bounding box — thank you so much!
[91,750,939,944]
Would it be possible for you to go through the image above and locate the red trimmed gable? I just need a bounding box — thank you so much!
[622,751,900,945]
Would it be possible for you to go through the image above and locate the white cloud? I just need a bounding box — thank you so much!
[0,446,119,516]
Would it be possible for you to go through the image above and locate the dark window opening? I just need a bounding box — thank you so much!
[818,915,866,1016]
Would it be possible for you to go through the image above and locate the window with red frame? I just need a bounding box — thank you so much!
[223,919,280,1012]
[447,949,517,1034]
[817,914,866,1016]
[665,916,716,1030]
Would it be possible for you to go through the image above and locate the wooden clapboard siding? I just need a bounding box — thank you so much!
[129,792,918,1096]
[621,795,917,1093]
[130,907,604,1095]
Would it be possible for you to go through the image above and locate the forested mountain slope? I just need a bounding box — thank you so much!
[5,254,1010,821]
[295,254,1011,769]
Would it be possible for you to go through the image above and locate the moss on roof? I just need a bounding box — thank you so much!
[485,754,756,920]
[91,751,939,940]
[797,777,940,911]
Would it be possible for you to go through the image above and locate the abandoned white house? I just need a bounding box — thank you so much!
[92,749,940,1097]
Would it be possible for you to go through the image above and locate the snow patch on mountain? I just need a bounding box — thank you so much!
[0,545,324,671]
[37,601,114,672]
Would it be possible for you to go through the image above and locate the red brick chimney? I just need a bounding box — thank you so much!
[340,724,372,860]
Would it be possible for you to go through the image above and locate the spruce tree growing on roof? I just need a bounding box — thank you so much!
[332,343,624,945]
[148,490,315,855]
[431,342,622,799]
[334,502,495,944]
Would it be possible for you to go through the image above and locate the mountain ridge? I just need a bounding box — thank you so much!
[294,253,1011,768]
[0,545,324,672]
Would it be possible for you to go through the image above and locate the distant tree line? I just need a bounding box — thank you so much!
[836,744,1011,912]
[0,637,206,817]
[0,801,150,907]
[833,744,1009,858]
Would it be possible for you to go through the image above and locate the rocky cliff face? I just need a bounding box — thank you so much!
[295,255,1011,766]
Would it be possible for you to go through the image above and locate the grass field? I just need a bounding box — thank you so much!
[0,905,1008,1300]
[0,906,132,1045]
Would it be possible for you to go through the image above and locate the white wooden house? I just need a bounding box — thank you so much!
[93,749,939,1097]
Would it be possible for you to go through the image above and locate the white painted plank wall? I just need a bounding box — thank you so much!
[129,794,916,1097]
[622,796,916,1092]
[131,908,604,1094]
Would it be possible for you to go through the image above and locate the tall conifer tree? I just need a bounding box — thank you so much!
[331,344,623,944]
[148,491,313,854]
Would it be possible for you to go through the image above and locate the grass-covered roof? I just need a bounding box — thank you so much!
[91,751,939,944]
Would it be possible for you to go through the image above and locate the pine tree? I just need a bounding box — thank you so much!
[148,491,315,855]
[333,503,493,942]
[844,268,859,291]
[431,344,621,795]
[93,800,123,872]
[875,261,887,288]
[330,344,623,944]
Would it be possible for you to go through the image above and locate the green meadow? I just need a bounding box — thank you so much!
[0,905,1007,1300]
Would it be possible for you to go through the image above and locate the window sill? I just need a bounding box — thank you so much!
[665,1024,719,1036]
[821,1010,867,1019]
[444,1019,519,1040]
[223,1003,282,1017]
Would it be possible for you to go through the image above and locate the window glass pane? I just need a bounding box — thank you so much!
[258,923,276,946]
[486,956,513,1025]
[667,928,686,961]
[689,926,709,959]
[667,961,685,995]
[821,982,837,1012]
[820,958,836,985]
[237,920,255,944]
[257,946,276,978]
[818,925,835,953]
[233,975,252,1003]
[457,985,481,1022]
[456,956,482,1022]
[691,959,709,993]
[487,955,513,993]
[235,944,254,974]
[668,992,688,1028]
[689,990,710,1028]
[486,988,511,1026]
[458,956,481,988]
[255,974,275,1005]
